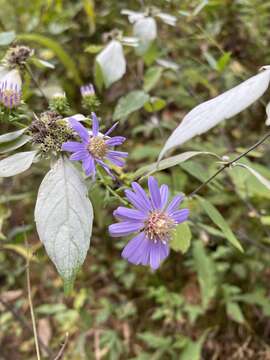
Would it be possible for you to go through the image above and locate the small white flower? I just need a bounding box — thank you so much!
[0,69,22,109]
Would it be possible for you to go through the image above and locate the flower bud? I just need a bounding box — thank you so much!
[49,92,70,115]
[80,83,100,112]
[0,69,22,109]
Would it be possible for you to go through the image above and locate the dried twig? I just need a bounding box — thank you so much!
[53,333,69,360]
[25,239,41,360]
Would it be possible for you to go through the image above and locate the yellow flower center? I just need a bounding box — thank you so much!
[144,211,175,242]
[88,136,107,159]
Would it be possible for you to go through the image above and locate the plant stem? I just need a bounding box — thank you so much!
[97,169,128,205]
[189,131,270,197]
[53,333,69,360]
[25,63,49,106]
[25,241,41,360]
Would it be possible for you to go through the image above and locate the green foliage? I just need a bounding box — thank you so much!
[170,222,192,253]
[197,196,244,252]
[113,90,150,121]
[1,0,270,359]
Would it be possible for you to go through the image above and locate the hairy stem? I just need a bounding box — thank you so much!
[189,131,270,197]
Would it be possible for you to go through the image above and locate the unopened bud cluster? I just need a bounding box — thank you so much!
[28,111,74,153]
[49,93,70,115]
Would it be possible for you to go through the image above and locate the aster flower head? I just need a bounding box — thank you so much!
[0,69,22,109]
[61,112,127,178]
[80,84,100,112]
[109,177,190,270]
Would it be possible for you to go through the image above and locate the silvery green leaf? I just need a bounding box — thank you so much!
[133,17,157,55]
[34,157,93,286]
[156,12,177,26]
[0,31,16,45]
[265,102,270,126]
[31,58,55,69]
[134,151,220,178]
[0,128,27,143]
[0,151,37,177]
[121,36,139,47]
[156,58,179,71]
[159,68,270,160]
[121,9,145,23]
[235,163,270,190]
[96,40,126,88]
[0,135,30,154]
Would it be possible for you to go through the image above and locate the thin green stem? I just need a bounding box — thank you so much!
[189,131,270,197]
[97,169,128,205]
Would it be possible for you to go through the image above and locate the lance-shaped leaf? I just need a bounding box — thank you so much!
[96,40,126,88]
[133,17,157,55]
[0,128,30,154]
[134,151,220,179]
[34,157,93,289]
[159,68,270,160]
[235,163,270,190]
[0,151,37,177]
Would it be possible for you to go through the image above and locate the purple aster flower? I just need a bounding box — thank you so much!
[61,112,127,178]
[109,177,190,270]
[80,83,95,97]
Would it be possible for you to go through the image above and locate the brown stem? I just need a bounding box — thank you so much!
[53,333,69,360]
[189,131,270,197]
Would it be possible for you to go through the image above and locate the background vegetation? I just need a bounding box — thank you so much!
[1,0,270,359]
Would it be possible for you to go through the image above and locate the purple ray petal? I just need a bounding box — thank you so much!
[160,184,169,209]
[104,122,118,136]
[113,206,146,221]
[70,150,89,161]
[149,241,169,270]
[91,112,99,136]
[170,209,190,224]
[82,155,95,177]
[148,176,161,209]
[131,182,152,211]
[109,221,144,237]
[121,232,145,262]
[140,238,152,265]
[106,154,125,167]
[166,194,184,214]
[69,117,89,143]
[127,236,151,265]
[106,136,126,146]
[125,189,149,214]
[96,159,115,179]
[107,150,128,158]
[61,141,86,153]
